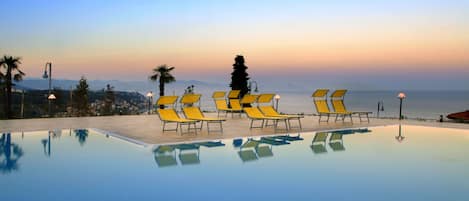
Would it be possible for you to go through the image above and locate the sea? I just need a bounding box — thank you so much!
[175,90,469,120]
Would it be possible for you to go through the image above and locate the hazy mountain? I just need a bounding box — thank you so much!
[15,78,228,94]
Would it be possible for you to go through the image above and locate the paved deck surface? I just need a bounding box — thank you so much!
[1,114,468,145]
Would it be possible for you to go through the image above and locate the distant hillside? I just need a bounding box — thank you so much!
[0,88,147,119]
[15,78,227,94]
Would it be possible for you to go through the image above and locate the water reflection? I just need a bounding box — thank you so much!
[395,124,405,143]
[311,132,328,154]
[153,141,225,167]
[237,134,304,162]
[311,128,371,154]
[41,131,52,157]
[0,133,24,174]
[74,129,89,146]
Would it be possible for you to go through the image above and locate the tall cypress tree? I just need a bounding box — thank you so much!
[73,76,90,116]
[230,55,250,97]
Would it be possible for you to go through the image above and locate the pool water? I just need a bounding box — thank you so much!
[1,125,469,201]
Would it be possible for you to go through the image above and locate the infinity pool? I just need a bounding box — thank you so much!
[1,125,469,201]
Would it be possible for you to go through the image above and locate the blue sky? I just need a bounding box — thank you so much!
[1,0,468,90]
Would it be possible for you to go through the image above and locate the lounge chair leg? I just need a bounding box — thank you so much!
[250,119,253,129]
[326,114,330,122]
[298,118,302,130]
[177,123,181,135]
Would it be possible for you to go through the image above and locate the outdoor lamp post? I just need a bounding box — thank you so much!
[397,92,406,120]
[48,94,56,117]
[249,81,259,93]
[274,94,281,111]
[42,62,53,117]
[146,91,153,114]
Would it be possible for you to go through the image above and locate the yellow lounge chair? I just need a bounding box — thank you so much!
[156,96,198,134]
[312,89,352,123]
[227,90,241,99]
[181,93,225,133]
[259,106,303,130]
[257,93,303,130]
[330,89,372,122]
[212,91,243,117]
[243,107,288,131]
[240,94,259,106]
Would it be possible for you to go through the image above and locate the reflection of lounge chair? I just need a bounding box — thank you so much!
[244,107,288,131]
[238,150,258,162]
[310,132,328,154]
[272,134,304,142]
[196,141,226,147]
[312,89,352,123]
[174,143,200,165]
[156,96,198,134]
[154,145,178,167]
[257,137,290,145]
[331,128,371,135]
[330,89,372,122]
[238,140,273,161]
[179,152,200,165]
[328,133,345,151]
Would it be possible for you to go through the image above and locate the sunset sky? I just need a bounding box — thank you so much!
[1,0,468,89]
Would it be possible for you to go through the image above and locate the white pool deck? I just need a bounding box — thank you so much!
[1,114,468,145]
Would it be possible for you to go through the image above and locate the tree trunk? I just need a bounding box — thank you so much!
[5,68,12,119]
[159,79,165,109]
[2,88,7,119]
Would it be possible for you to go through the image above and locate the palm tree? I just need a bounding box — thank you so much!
[0,55,25,119]
[149,65,176,108]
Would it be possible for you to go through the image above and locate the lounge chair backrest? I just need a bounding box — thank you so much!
[329,133,343,141]
[331,99,347,113]
[312,89,329,99]
[240,94,259,105]
[229,99,242,110]
[228,90,241,99]
[312,132,328,143]
[259,105,280,116]
[244,107,265,119]
[314,99,331,113]
[180,94,201,105]
[157,108,181,121]
[212,91,226,99]
[330,89,347,99]
[157,96,178,107]
[215,99,229,110]
[257,94,275,104]
[183,107,205,119]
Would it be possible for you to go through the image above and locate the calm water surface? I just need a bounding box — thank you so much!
[1,125,469,201]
